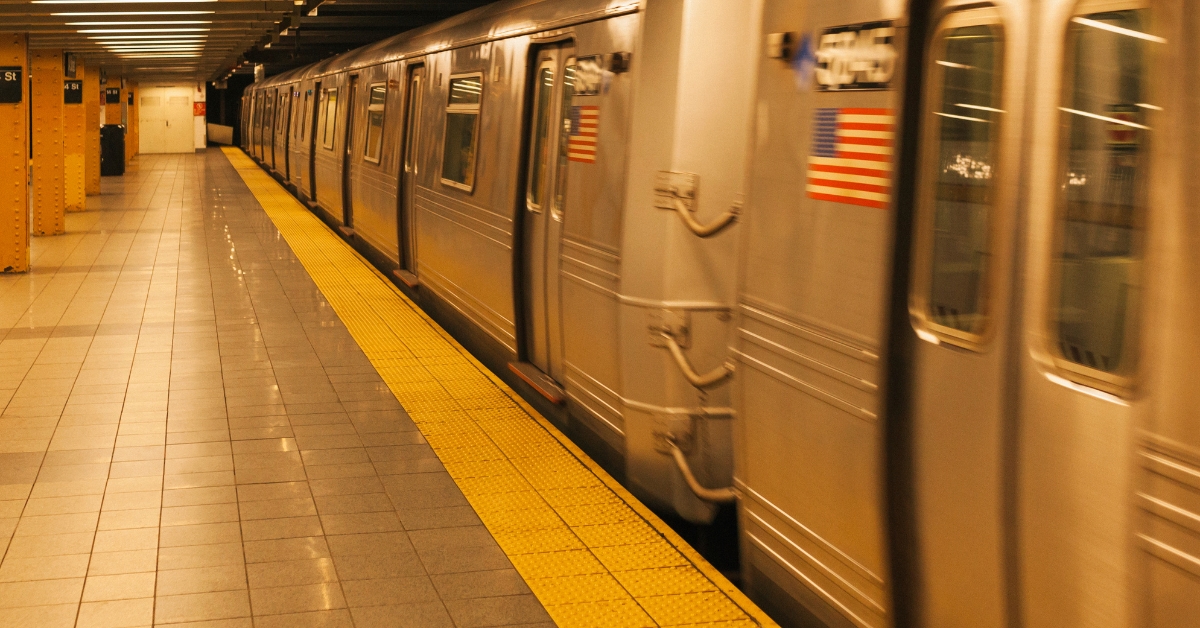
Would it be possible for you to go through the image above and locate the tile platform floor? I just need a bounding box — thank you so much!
[0,152,552,627]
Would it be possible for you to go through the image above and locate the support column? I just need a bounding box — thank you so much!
[125,80,138,163]
[0,34,27,273]
[31,48,64,236]
[84,64,100,195]
[64,61,85,211]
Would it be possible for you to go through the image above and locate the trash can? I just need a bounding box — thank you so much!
[101,125,125,176]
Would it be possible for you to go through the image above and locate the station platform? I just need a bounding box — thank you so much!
[0,149,774,628]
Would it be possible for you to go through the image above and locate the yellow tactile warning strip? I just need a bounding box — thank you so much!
[221,147,778,628]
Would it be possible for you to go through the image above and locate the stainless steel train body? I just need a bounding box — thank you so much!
[241,0,760,525]
[241,0,1200,626]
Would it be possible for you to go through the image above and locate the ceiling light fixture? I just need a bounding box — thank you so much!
[117,53,202,58]
[54,11,214,16]
[78,28,210,33]
[89,34,207,39]
[68,20,212,25]
[35,0,217,3]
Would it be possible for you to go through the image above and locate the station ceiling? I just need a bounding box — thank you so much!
[1,0,495,83]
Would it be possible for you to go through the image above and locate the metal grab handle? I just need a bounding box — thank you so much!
[670,198,739,238]
[665,435,737,503]
[661,331,734,389]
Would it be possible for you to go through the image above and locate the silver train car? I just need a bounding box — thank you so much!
[241,0,1200,626]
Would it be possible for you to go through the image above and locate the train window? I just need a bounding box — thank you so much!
[1050,7,1158,384]
[441,74,482,191]
[364,83,387,163]
[527,63,554,209]
[322,88,338,150]
[916,11,1005,344]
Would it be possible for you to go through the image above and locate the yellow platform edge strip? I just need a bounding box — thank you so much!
[221,147,778,628]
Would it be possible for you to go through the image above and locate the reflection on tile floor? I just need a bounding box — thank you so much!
[0,152,551,627]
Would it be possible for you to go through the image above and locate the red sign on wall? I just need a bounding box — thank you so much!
[193,102,206,116]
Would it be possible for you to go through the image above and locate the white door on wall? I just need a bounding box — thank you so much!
[139,85,194,153]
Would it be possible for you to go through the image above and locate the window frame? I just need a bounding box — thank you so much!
[910,6,1009,350]
[363,81,387,164]
[321,87,339,151]
[1044,0,1159,395]
[439,71,484,193]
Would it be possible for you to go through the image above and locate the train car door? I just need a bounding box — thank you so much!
[308,81,321,202]
[267,88,277,169]
[341,75,358,231]
[396,63,424,286]
[280,87,292,180]
[903,5,1023,627]
[1015,4,1158,627]
[252,92,262,157]
[517,43,575,391]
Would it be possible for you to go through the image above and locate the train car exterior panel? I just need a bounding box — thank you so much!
[733,0,900,621]
[342,61,401,259]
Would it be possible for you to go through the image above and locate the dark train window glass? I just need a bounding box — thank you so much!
[441,74,482,190]
[448,75,481,106]
[322,88,338,150]
[552,62,576,214]
[364,83,386,163]
[527,65,554,209]
[1052,9,1157,379]
[922,20,1004,340]
[404,70,423,173]
[302,91,312,142]
[264,92,275,141]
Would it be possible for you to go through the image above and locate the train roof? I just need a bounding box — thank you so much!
[250,0,640,89]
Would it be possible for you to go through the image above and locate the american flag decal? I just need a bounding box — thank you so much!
[568,105,599,163]
[806,107,894,209]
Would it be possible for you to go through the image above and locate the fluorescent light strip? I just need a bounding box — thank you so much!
[96,40,207,45]
[55,11,213,16]
[935,111,990,123]
[78,28,209,32]
[936,60,974,69]
[68,21,211,25]
[118,53,201,58]
[35,0,217,3]
[955,103,1006,113]
[106,46,206,50]
[1136,102,1163,111]
[90,34,207,39]
[1059,107,1151,130]
[1071,17,1166,43]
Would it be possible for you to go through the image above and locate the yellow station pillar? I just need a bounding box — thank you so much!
[64,61,85,211]
[125,80,138,163]
[31,48,64,236]
[0,35,27,272]
[84,65,100,195]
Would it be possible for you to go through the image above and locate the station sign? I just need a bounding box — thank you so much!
[0,67,21,104]
[814,21,896,91]
[105,87,121,103]
[64,80,83,104]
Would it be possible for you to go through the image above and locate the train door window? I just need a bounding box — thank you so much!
[302,90,312,142]
[915,9,1005,345]
[322,87,338,150]
[1050,6,1158,386]
[364,82,386,163]
[526,63,554,210]
[441,73,482,191]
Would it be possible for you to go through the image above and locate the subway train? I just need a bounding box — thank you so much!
[239,0,1200,626]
